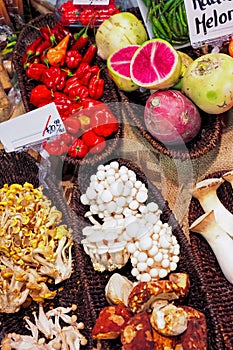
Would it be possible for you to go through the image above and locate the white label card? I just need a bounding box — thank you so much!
[184,0,233,47]
[0,103,65,152]
[73,0,109,5]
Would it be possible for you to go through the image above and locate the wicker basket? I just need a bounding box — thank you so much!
[119,89,222,161]
[189,170,233,350]
[70,157,225,350]
[0,149,101,349]
[12,13,123,175]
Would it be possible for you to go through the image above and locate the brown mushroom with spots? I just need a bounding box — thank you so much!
[121,311,154,350]
[92,305,132,340]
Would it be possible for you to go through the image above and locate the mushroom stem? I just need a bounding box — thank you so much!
[190,211,233,284]
[222,170,233,188]
[193,178,233,238]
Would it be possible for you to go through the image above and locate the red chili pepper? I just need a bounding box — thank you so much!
[79,70,93,86]
[65,50,82,69]
[68,138,89,158]
[90,106,118,137]
[39,26,56,45]
[88,73,104,100]
[63,76,82,95]
[68,85,89,101]
[71,23,89,51]
[59,1,80,24]
[30,85,52,107]
[26,62,48,81]
[42,67,67,91]
[67,102,83,119]
[63,115,81,135]
[75,62,90,79]
[89,65,100,76]
[82,130,106,153]
[43,132,74,156]
[82,44,97,64]
[35,40,52,57]
[22,37,43,66]
[52,92,73,119]
[25,37,42,58]
[79,8,93,26]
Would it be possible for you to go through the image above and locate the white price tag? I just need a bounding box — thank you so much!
[0,103,65,152]
[73,0,109,5]
[184,0,233,47]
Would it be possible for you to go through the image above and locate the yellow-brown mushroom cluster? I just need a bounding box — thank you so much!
[0,182,73,313]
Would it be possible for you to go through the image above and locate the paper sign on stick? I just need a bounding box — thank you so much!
[184,0,233,48]
[0,103,65,152]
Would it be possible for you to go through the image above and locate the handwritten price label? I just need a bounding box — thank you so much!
[184,0,233,47]
[0,103,65,152]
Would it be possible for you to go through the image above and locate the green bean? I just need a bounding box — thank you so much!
[170,9,181,37]
[162,0,175,13]
[176,12,184,36]
[142,0,152,7]
[178,3,187,27]
[159,9,172,40]
[152,16,169,39]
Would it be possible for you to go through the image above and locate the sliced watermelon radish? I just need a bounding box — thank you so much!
[130,39,182,90]
[107,45,140,92]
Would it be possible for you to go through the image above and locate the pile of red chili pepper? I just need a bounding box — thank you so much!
[23,22,119,158]
[57,0,120,27]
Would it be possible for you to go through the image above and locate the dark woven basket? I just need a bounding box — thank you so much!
[12,13,123,175]
[189,170,233,350]
[0,149,101,349]
[70,157,223,349]
[119,83,222,161]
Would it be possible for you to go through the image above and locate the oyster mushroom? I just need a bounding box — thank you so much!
[105,273,134,307]
[192,178,233,238]
[190,210,233,284]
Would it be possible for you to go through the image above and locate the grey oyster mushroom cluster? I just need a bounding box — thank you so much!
[80,161,180,282]
[190,170,233,284]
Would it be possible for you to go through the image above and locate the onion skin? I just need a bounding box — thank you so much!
[144,90,202,145]
[182,53,233,114]
[95,12,148,60]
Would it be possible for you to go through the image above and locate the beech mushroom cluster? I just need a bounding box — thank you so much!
[0,182,73,313]
[190,170,233,284]
[1,304,87,349]
[81,162,180,281]
[92,272,208,349]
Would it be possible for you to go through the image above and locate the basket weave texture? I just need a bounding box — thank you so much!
[189,170,233,350]
[119,83,222,161]
[12,13,123,172]
[70,157,226,349]
[0,150,99,349]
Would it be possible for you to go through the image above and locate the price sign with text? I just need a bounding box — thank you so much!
[0,103,65,152]
[184,0,233,47]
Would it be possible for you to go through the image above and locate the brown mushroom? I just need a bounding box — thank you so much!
[121,311,154,350]
[92,305,132,340]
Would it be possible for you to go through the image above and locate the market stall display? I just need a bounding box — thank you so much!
[0,1,233,349]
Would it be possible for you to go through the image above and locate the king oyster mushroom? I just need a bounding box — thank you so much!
[190,210,233,284]
[192,177,233,238]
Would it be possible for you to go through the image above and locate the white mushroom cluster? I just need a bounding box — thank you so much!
[81,162,180,281]
[81,161,148,219]
[1,304,87,350]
